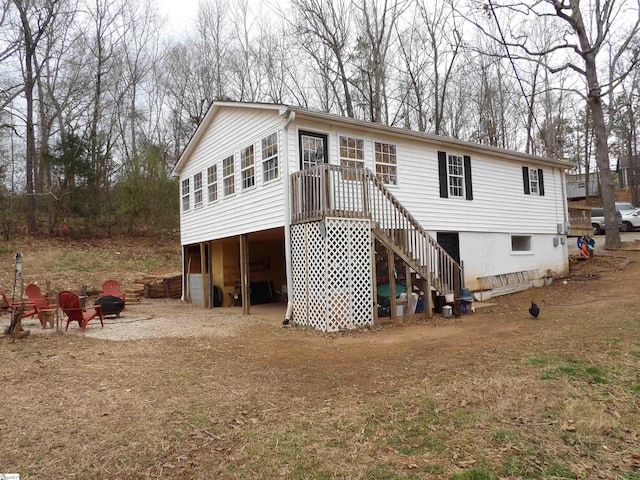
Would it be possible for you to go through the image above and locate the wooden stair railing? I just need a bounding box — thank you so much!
[290,164,461,298]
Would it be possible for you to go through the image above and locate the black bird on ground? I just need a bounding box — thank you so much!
[529,301,540,319]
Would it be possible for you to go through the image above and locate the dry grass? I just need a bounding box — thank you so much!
[1,238,640,479]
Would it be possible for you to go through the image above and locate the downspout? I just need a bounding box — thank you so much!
[282,109,296,324]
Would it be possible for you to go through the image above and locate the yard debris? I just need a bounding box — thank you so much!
[134,273,182,299]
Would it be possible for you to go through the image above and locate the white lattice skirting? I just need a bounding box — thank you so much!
[291,218,373,332]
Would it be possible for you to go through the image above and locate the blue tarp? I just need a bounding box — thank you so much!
[377,282,406,299]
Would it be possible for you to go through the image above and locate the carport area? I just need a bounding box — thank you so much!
[182,227,287,314]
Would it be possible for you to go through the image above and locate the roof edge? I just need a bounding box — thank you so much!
[172,101,289,176]
[289,107,573,169]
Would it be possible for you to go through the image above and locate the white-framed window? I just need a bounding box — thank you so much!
[511,235,532,253]
[223,155,235,197]
[375,141,397,185]
[181,178,190,212]
[447,154,464,198]
[193,172,203,208]
[523,166,545,196]
[241,145,255,190]
[529,168,539,194]
[438,151,473,200]
[340,136,364,180]
[207,165,218,203]
[262,132,279,182]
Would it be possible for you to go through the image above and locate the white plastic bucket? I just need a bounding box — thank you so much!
[442,305,452,318]
[410,292,419,314]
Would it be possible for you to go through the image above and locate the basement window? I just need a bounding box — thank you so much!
[511,235,532,253]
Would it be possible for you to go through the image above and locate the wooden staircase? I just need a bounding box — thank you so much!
[290,164,462,319]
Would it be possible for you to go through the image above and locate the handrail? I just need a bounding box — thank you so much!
[290,164,461,296]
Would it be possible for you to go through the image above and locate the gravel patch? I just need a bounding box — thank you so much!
[2,298,263,341]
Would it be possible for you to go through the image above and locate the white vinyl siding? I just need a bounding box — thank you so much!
[179,106,286,245]
[223,155,235,197]
[262,132,279,182]
[241,145,255,190]
[207,165,218,203]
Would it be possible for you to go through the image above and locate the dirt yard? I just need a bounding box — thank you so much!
[1,237,640,479]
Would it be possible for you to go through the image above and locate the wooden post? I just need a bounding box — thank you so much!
[405,262,413,322]
[387,248,397,325]
[425,242,433,319]
[323,166,330,214]
[239,234,250,315]
[371,235,378,324]
[454,265,461,316]
[362,172,369,217]
[200,242,208,309]
[208,241,214,309]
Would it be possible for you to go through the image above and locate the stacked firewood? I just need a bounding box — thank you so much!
[133,274,182,299]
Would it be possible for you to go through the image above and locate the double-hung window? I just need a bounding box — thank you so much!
[375,141,397,185]
[241,145,255,190]
[447,155,464,198]
[181,178,190,212]
[522,166,545,196]
[262,132,279,182]
[207,165,218,203]
[438,151,473,200]
[340,136,364,180]
[193,172,203,208]
[223,155,235,197]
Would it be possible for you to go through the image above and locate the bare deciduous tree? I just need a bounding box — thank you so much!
[11,0,61,234]
[469,0,640,249]
[289,0,355,117]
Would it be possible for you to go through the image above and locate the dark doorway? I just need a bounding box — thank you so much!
[299,131,328,214]
[299,130,328,170]
[437,232,460,264]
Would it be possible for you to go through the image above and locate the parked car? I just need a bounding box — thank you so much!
[591,207,623,235]
[620,208,640,232]
[615,201,636,213]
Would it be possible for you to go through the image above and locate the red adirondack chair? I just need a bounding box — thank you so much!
[1,289,36,320]
[58,290,104,332]
[25,283,57,328]
[101,280,126,305]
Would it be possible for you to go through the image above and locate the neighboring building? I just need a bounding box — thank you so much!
[173,102,572,331]
[566,173,600,200]
[618,156,640,190]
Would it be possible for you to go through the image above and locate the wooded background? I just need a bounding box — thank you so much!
[1,0,638,241]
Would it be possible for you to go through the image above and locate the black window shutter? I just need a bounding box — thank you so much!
[438,151,448,198]
[522,166,530,194]
[464,155,473,200]
[538,168,545,196]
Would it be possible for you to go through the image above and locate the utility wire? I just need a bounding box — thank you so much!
[487,0,552,156]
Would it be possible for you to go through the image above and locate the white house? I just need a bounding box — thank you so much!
[173,101,572,331]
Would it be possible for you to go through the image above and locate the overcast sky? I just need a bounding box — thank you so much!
[156,0,201,35]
